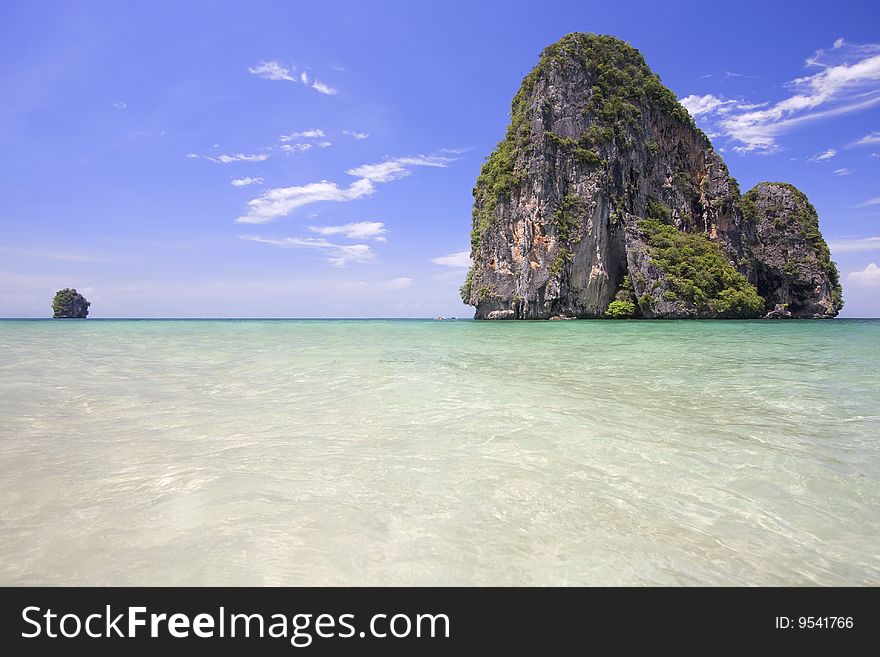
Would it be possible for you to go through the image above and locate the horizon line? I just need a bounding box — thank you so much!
[3,316,880,321]
[0,316,470,321]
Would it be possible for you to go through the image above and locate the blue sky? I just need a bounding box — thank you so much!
[1,0,878,317]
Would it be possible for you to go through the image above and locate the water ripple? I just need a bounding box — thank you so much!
[0,319,878,585]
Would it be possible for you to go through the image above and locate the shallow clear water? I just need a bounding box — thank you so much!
[0,319,878,585]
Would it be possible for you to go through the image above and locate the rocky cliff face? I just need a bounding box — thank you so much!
[52,288,90,318]
[462,33,842,319]
[742,183,842,317]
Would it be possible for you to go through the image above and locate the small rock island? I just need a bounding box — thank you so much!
[52,288,90,318]
[462,33,843,319]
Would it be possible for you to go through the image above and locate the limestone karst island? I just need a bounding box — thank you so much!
[462,33,843,320]
[51,288,90,319]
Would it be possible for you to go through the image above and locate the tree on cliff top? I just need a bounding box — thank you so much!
[52,288,90,318]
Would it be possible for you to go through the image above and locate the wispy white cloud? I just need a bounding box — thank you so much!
[239,234,374,266]
[278,130,330,152]
[680,39,880,153]
[250,61,338,95]
[846,262,880,287]
[237,179,375,224]
[804,37,877,67]
[112,100,126,110]
[237,154,454,224]
[346,155,453,183]
[679,94,734,117]
[343,130,370,140]
[828,236,880,252]
[231,177,263,187]
[203,153,269,164]
[186,153,199,159]
[726,101,769,112]
[855,198,880,208]
[833,168,853,176]
[280,129,325,141]
[432,250,471,268]
[849,131,880,146]
[308,221,388,241]
[810,148,837,161]
[248,60,296,82]
[311,80,337,95]
[281,143,312,154]
[345,162,409,183]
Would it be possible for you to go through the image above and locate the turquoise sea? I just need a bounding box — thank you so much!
[0,319,878,585]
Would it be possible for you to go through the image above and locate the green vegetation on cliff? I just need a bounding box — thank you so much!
[742,182,843,309]
[465,32,840,319]
[606,300,636,318]
[469,38,537,251]
[459,267,474,300]
[569,33,693,136]
[52,288,90,319]
[469,32,695,253]
[547,194,583,277]
[606,274,638,318]
[639,220,764,317]
[646,199,672,225]
[545,131,603,166]
[552,194,583,243]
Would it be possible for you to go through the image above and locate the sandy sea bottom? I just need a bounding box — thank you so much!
[0,318,878,585]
